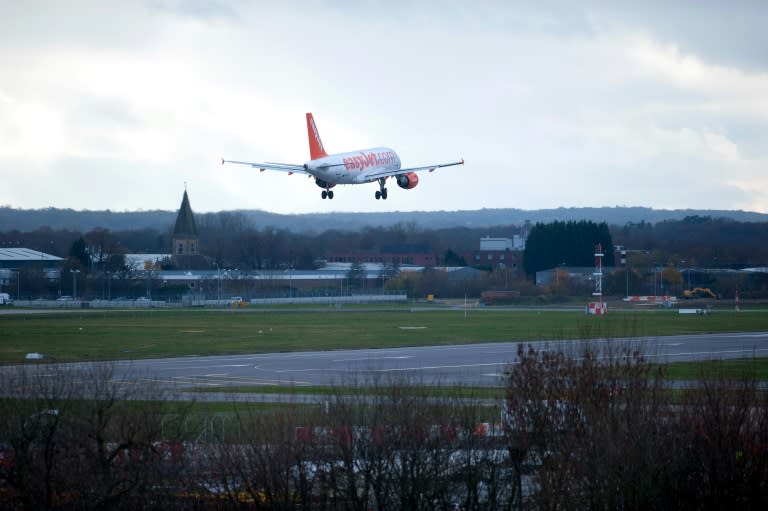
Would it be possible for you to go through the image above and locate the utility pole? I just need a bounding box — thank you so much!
[70,269,80,300]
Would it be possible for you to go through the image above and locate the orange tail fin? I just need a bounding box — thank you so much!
[306,112,328,160]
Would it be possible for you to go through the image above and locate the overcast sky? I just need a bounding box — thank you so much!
[1,1,766,215]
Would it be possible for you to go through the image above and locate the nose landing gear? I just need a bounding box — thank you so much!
[321,189,334,199]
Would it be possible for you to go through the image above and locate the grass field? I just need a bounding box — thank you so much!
[664,357,768,381]
[1,307,768,363]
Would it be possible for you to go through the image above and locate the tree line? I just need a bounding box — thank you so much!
[3,214,768,299]
[5,214,768,271]
[523,220,615,275]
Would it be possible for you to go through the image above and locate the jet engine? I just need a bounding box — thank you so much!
[396,172,419,189]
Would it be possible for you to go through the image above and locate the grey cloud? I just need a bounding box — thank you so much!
[69,96,141,129]
[148,0,237,21]
[0,2,161,51]
[587,0,768,71]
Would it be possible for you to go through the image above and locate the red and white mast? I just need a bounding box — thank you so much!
[593,243,603,304]
[587,243,607,315]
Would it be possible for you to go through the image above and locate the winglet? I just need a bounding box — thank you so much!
[221,158,225,165]
[306,112,329,160]
[461,158,464,165]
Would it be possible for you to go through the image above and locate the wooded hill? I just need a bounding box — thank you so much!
[2,205,767,233]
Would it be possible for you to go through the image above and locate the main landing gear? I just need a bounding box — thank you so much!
[321,189,334,199]
[374,178,388,200]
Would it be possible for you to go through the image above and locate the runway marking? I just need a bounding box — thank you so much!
[649,348,768,358]
[663,343,683,347]
[154,363,256,371]
[717,333,768,338]
[374,362,506,372]
[332,356,412,362]
[275,368,327,373]
[173,374,315,386]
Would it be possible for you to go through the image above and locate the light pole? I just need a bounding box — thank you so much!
[680,260,691,293]
[622,250,629,298]
[70,269,80,300]
[216,264,221,300]
[284,267,292,300]
[625,266,629,298]
[659,266,667,295]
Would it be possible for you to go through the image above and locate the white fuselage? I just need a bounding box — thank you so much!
[305,147,402,185]
[222,112,463,200]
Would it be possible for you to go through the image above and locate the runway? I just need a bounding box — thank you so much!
[101,331,768,392]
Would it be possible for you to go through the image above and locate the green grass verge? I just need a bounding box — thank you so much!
[2,308,768,363]
[664,357,768,381]
[190,384,505,399]
[0,396,311,416]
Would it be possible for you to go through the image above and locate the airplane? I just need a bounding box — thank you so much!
[222,113,464,200]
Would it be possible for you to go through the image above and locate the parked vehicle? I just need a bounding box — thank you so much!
[0,292,12,305]
[682,287,717,299]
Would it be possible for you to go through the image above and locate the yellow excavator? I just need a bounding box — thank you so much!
[682,287,717,299]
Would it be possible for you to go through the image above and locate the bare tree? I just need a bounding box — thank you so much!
[503,342,768,510]
[0,363,188,510]
[0,364,76,509]
[668,364,768,510]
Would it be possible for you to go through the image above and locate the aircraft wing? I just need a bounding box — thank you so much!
[364,158,464,180]
[221,159,309,175]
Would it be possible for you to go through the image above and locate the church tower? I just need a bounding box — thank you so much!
[172,189,199,268]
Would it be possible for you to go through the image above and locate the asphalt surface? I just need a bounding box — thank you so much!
[101,331,768,391]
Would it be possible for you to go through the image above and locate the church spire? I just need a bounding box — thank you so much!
[173,190,198,237]
[172,189,199,264]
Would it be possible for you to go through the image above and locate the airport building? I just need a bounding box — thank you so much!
[466,236,525,276]
[0,248,63,288]
[327,245,437,266]
[0,247,63,270]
